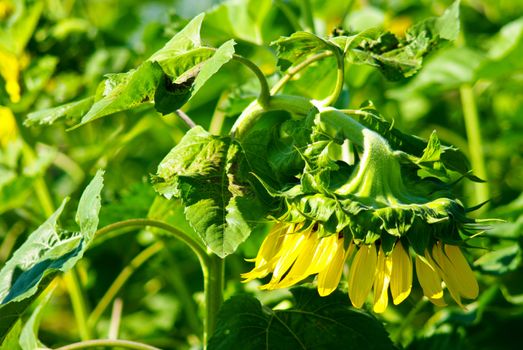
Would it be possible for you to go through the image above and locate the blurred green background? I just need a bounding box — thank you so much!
[1,0,522,349]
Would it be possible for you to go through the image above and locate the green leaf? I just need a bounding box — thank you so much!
[154,40,236,114]
[24,97,94,126]
[202,0,275,45]
[344,0,461,80]
[477,17,523,79]
[271,31,340,70]
[0,170,104,342]
[75,61,163,127]
[154,127,266,257]
[208,287,395,350]
[148,13,205,63]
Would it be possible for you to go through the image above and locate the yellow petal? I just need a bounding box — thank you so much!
[431,243,463,306]
[348,244,377,308]
[373,246,392,313]
[268,229,310,281]
[0,48,21,103]
[254,224,286,268]
[267,230,319,289]
[415,254,445,305]
[390,241,412,305]
[306,233,339,275]
[317,237,346,296]
[444,244,479,299]
[241,224,287,282]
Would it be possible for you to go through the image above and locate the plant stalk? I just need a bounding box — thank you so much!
[460,84,490,210]
[202,253,224,348]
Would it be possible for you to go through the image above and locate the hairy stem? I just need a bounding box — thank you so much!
[87,242,164,328]
[54,339,161,350]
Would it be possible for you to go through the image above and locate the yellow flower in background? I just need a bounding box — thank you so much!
[0,0,14,19]
[0,106,18,147]
[243,223,479,313]
[0,48,21,103]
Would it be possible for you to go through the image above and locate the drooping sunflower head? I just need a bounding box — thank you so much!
[243,108,487,313]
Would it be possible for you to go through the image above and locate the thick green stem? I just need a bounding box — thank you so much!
[54,339,161,350]
[87,242,164,328]
[460,84,490,209]
[202,254,224,348]
[319,108,366,146]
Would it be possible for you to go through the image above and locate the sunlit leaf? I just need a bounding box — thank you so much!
[154,127,267,257]
[25,97,94,126]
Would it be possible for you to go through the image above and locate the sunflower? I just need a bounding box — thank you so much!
[242,223,478,313]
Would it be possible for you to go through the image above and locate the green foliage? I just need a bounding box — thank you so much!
[154,126,266,257]
[0,171,104,342]
[208,287,395,350]
[1,0,522,349]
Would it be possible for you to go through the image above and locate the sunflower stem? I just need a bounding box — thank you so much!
[202,253,224,348]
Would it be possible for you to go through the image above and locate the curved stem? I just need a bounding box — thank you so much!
[318,49,345,107]
[94,219,209,267]
[271,51,333,95]
[231,94,315,139]
[87,242,164,328]
[231,54,271,108]
[54,339,161,350]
